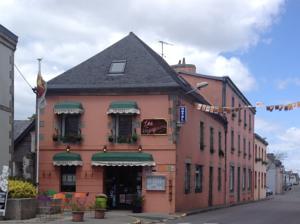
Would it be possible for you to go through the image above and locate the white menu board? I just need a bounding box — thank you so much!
[146,176,166,191]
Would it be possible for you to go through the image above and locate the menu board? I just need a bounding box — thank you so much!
[0,166,9,216]
[146,176,166,191]
[141,119,167,135]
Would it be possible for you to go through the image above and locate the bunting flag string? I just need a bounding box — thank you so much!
[195,101,300,114]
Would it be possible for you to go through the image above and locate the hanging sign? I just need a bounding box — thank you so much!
[179,106,187,123]
[141,119,167,135]
[0,166,9,216]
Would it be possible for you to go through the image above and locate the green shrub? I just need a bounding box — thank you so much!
[8,180,37,198]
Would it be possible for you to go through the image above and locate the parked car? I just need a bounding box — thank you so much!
[266,187,273,196]
[285,183,292,191]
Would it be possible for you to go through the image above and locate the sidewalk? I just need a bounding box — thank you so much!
[0,211,137,224]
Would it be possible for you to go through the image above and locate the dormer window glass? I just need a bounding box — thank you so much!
[109,60,126,74]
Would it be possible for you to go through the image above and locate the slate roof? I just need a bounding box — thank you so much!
[0,24,18,44]
[14,120,35,144]
[47,32,227,124]
[48,32,183,91]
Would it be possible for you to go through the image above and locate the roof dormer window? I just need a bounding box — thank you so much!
[109,60,126,74]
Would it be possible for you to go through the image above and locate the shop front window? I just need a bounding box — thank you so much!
[61,166,76,192]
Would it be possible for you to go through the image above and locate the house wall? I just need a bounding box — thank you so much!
[179,73,255,205]
[254,138,267,200]
[39,94,176,213]
[13,130,35,181]
[266,164,276,193]
[275,168,283,194]
[0,27,17,170]
[175,97,226,212]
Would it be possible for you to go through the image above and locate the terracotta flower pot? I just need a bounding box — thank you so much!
[94,209,105,219]
[72,211,84,222]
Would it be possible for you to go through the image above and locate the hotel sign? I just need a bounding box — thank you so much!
[141,119,167,135]
[179,106,187,123]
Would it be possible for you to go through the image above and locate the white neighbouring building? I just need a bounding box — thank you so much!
[0,25,18,170]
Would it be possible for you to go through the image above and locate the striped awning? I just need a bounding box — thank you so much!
[91,152,155,166]
[54,102,84,114]
[107,101,140,114]
[53,152,83,166]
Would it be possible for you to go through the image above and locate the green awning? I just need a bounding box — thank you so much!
[107,101,140,114]
[53,152,83,166]
[91,152,155,166]
[54,102,84,114]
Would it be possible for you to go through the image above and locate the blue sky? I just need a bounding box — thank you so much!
[0,0,299,171]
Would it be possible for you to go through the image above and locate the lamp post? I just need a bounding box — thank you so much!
[185,82,208,94]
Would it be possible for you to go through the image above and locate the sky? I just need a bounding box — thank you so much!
[1,0,299,172]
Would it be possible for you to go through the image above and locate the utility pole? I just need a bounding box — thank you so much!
[158,40,173,58]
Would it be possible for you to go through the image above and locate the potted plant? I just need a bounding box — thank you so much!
[71,197,86,222]
[93,194,107,219]
[131,132,138,143]
[132,194,144,213]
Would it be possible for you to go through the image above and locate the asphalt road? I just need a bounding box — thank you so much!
[168,186,300,224]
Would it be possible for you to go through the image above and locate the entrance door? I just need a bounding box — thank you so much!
[105,167,142,209]
[237,167,241,202]
[208,167,213,206]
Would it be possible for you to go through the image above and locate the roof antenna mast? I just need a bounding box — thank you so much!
[158,40,173,58]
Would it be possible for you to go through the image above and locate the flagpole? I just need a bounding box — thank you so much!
[35,58,42,191]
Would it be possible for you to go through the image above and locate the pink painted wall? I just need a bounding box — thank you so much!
[254,139,267,200]
[174,97,226,212]
[179,73,255,205]
[39,94,177,213]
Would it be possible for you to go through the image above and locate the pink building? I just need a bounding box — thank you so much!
[173,59,255,205]
[39,33,228,213]
[254,133,268,200]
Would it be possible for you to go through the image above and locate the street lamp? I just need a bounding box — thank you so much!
[185,82,208,94]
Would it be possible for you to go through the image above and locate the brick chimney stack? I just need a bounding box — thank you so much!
[171,57,196,74]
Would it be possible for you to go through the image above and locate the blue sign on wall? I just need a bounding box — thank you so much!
[179,106,187,123]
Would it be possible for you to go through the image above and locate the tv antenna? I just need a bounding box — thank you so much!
[158,40,173,58]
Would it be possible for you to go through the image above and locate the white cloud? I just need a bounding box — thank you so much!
[0,0,285,118]
[254,117,300,171]
[277,78,300,90]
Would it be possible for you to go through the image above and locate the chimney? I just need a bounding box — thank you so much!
[171,57,196,74]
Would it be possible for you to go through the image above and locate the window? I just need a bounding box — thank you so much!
[249,114,252,130]
[255,144,257,158]
[231,130,234,151]
[58,114,81,143]
[248,169,251,190]
[244,110,247,128]
[230,166,235,192]
[185,163,191,194]
[218,131,222,151]
[255,171,257,188]
[243,138,246,157]
[231,97,235,119]
[264,173,266,188]
[109,60,126,74]
[238,103,241,122]
[242,168,246,190]
[200,122,205,150]
[248,141,251,158]
[261,173,264,188]
[218,167,222,191]
[231,97,235,108]
[195,165,203,193]
[113,115,133,143]
[210,127,214,153]
[238,134,241,155]
[61,166,76,192]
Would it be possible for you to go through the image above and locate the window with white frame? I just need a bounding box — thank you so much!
[230,166,235,192]
[195,165,203,193]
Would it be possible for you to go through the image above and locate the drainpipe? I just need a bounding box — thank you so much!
[224,122,228,206]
